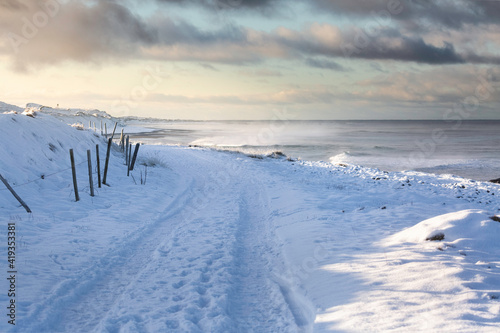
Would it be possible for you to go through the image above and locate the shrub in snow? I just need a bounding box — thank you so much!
[140,152,168,168]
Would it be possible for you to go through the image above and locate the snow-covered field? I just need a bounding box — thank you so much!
[1,103,499,332]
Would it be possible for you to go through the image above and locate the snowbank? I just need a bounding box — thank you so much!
[386,209,500,250]
[26,103,113,119]
[0,111,103,187]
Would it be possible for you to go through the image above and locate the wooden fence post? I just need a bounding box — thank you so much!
[110,122,118,141]
[102,138,112,185]
[105,123,107,137]
[96,144,101,188]
[129,142,132,165]
[87,150,94,197]
[127,143,132,176]
[0,174,31,213]
[125,135,130,164]
[69,149,80,202]
[130,143,140,171]
[119,129,124,151]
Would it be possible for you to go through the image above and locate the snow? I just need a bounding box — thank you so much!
[386,209,500,246]
[1,104,499,332]
[0,101,23,113]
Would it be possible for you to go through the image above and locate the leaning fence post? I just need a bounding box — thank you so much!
[102,138,112,185]
[127,143,132,176]
[125,135,130,164]
[0,174,32,213]
[130,143,140,171]
[69,149,80,202]
[119,129,124,151]
[104,123,107,137]
[96,144,101,188]
[87,150,94,197]
[128,142,132,165]
[110,122,118,141]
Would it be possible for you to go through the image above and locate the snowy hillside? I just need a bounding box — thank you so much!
[0,101,23,113]
[23,103,120,132]
[0,111,103,188]
[1,107,499,332]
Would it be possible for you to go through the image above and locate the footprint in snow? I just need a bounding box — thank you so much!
[197,297,210,309]
[172,280,186,289]
[167,304,183,314]
[200,273,210,283]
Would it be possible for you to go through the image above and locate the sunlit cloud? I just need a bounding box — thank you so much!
[0,0,498,119]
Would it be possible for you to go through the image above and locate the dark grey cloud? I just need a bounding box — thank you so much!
[355,37,463,64]
[155,17,245,45]
[274,26,468,65]
[309,0,500,30]
[199,63,219,70]
[305,58,347,71]
[155,0,279,10]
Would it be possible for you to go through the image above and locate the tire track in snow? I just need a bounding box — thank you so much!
[22,149,314,332]
[225,178,312,332]
[84,151,246,332]
[21,178,197,332]
[93,189,241,332]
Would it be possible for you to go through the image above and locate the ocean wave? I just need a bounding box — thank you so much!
[329,152,356,166]
[373,145,396,151]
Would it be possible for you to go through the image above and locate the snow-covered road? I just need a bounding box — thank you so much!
[17,146,313,332]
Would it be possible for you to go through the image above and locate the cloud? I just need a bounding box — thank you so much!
[1,0,499,71]
[238,68,282,76]
[0,0,28,10]
[199,63,219,71]
[155,0,280,10]
[142,66,500,107]
[305,57,346,71]
[146,88,337,105]
[308,0,500,30]
[0,0,157,70]
[352,66,500,105]
[274,24,467,64]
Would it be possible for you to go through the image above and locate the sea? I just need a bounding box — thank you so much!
[127,120,500,182]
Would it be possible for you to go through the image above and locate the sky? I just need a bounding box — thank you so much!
[0,0,499,120]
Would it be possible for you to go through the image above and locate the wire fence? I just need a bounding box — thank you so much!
[0,121,146,215]
[0,159,98,191]
[1,131,141,214]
